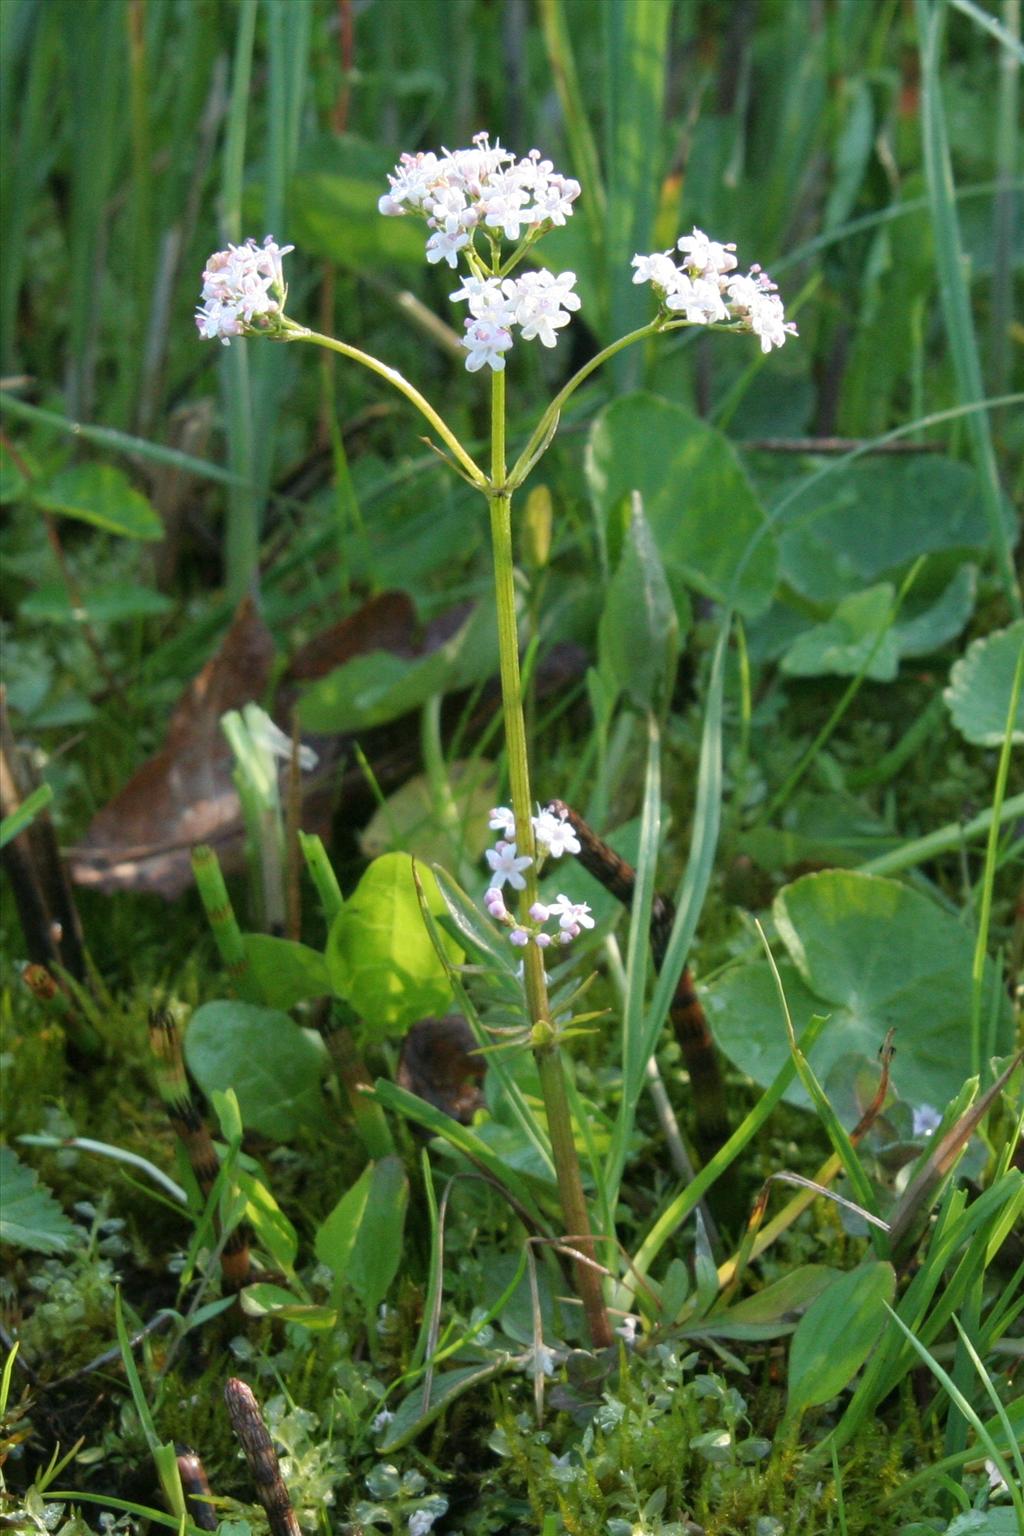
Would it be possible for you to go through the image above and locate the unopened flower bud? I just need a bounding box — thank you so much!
[523,485,553,569]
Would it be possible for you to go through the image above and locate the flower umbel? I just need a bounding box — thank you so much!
[483,804,591,950]
[381,133,582,373]
[633,226,797,351]
[195,236,293,346]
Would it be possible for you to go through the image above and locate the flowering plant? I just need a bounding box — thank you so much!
[197,134,796,1350]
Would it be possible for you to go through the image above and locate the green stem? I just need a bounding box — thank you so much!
[969,637,1024,1075]
[507,320,660,487]
[505,313,724,489]
[488,369,612,1350]
[285,325,486,489]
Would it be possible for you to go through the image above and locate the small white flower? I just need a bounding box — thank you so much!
[912,1103,942,1138]
[378,150,442,215]
[488,805,517,837]
[485,840,532,889]
[615,1314,639,1344]
[482,167,533,240]
[529,170,581,227]
[454,277,517,333]
[533,806,581,858]
[548,893,594,940]
[665,273,729,325]
[425,224,470,268]
[630,250,679,290]
[507,269,581,349]
[461,316,513,373]
[726,266,797,352]
[195,298,244,345]
[408,1511,439,1536]
[676,227,738,277]
[371,1408,394,1433]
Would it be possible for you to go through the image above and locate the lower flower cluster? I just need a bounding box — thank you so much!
[483,803,594,949]
[451,270,581,372]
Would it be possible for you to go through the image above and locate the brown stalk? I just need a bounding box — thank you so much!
[224,1378,301,1536]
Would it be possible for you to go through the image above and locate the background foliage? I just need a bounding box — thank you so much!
[1,0,1021,1532]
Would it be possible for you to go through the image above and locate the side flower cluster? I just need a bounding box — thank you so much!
[195,236,293,345]
[484,804,594,949]
[632,227,797,353]
[379,133,582,373]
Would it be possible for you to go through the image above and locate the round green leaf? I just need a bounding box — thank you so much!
[781,583,900,681]
[33,463,163,540]
[184,1002,328,1141]
[585,392,777,618]
[944,620,1024,746]
[706,871,1013,1112]
[243,935,330,1009]
[325,852,462,1038]
[778,457,1016,604]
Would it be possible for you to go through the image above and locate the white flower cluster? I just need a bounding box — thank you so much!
[379,133,583,373]
[450,269,581,372]
[484,803,593,949]
[379,133,580,255]
[195,236,293,346]
[632,227,797,353]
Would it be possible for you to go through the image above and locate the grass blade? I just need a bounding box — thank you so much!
[915,0,1021,614]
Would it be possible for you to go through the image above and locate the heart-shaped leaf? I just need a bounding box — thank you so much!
[705,871,1014,1113]
[781,583,900,681]
[326,854,462,1038]
[586,392,777,618]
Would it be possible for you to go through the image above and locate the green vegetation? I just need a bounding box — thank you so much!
[1,2,1021,1534]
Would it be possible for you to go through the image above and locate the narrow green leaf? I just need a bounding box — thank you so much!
[314,1163,374,1299]
[598,491,681,711]
[785,1261,896,1424]
[347,1155,409,1313]
[378,1357,514,1454]
[0,782,53,850]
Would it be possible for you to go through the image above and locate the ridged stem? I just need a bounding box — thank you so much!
[488,370,612,1350]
